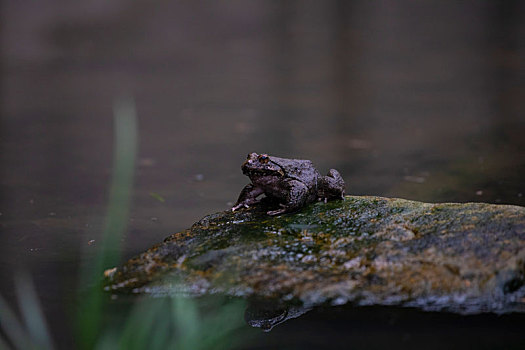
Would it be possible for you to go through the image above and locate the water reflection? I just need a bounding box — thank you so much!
[244,299,311,332]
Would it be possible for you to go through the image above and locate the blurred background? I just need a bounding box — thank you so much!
[1,0,524,348]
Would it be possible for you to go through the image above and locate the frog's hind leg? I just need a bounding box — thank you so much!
[320,169,345,200]
[326,169,344,182]
[267,180,309,216]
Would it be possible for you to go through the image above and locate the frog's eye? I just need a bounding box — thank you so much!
[258,154,269,164]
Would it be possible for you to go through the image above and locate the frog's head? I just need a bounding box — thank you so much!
[242,153,285,177]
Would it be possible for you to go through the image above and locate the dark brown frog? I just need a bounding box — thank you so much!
[232,153,345,215]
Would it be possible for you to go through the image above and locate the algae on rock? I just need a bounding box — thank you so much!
[104,196,525,314]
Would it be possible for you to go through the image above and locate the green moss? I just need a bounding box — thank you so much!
[105,196,525,314]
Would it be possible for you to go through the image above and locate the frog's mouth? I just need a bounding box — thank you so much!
[242,164,285,177]
[242,168,283,177]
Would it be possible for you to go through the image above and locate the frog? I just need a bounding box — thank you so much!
[231,153,345,215]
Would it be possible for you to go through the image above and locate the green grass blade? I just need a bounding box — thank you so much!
[98,95,138,271]
[118,298,167,350]
[0,293,31,350]
[173,297,200,339]
[14,272,55,350]
[149,192,166,203]
[76,96,138,349]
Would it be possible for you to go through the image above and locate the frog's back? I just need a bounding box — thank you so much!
[270,156,320,187]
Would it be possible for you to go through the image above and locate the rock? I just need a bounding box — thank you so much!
[104,196,525,314]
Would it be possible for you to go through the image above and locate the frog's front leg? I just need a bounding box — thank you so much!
[232,184,264,211]
[267,180,308,216]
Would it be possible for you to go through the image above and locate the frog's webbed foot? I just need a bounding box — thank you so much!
[232,203,250,211]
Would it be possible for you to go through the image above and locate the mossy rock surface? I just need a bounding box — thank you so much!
[105,196,525,313]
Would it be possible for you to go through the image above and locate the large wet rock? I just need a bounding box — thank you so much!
[104,196,525,314]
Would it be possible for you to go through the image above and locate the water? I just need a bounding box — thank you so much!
[1,1,524,348]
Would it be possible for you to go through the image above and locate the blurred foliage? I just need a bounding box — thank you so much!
[0,97,246,350]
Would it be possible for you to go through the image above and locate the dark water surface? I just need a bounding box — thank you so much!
[1,1,524,349]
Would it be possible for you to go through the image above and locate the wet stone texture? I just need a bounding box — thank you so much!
[104,196,525,314]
